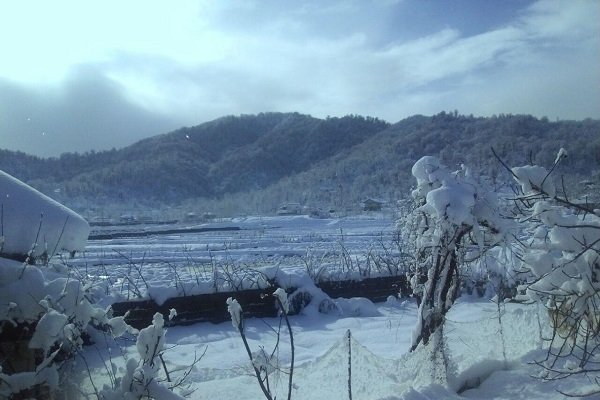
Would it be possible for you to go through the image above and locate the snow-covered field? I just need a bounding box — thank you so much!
[59,215,594,399]
[3,153,599,399]
[74,297,595,399]
[1,170,596,399]
[68,214,401,303]
[81,214,396,267]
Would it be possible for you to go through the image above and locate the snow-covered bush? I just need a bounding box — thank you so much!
[0,255,136,397]
[506,149,600,396]
[0,172,187,398]
[100,312,185,400]
[406,156,507,352]
[0,172,98,397]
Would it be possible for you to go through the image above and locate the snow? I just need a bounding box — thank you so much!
[70,298,595,399]
[66,214,399,304]
[424,183,475,226]
[227,297,243,329]
[108,315,138,337]
[29,309,68,352]
[511,165,556,197]
[273,287,289,314]
[136,312,166,364]
[554,147,568,165]
[0,169,89,258]
[1,201,596,398]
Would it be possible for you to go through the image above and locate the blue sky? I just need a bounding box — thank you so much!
[1,0,598,157]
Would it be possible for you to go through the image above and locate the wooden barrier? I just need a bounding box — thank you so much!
[111,275,410,329]
[88,226,240,240]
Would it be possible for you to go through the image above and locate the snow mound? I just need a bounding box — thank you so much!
[0,170,89,258]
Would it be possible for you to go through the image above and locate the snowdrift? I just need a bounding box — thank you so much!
[0,170,89,259]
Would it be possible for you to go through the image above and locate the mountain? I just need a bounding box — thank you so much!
[1,112,598,217]
[0,112,388,208]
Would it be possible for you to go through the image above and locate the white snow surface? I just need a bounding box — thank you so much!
[1,212,594,398]
[0,169,89,257]
[511,165,556,197]
[73,298,595,399]
[68,214,398,305]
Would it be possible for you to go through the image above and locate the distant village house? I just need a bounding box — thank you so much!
[276,203,303,215]
[361,198,384,212]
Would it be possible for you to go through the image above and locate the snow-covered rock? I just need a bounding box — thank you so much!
[0,170,89,258]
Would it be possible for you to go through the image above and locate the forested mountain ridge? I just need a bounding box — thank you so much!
[0,112,389,206]
[1,112,598,216]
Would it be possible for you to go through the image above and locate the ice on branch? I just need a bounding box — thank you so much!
[227,297,242,329]
[511,165,556,197]
[554,147,568,164]
[273,288,289,314]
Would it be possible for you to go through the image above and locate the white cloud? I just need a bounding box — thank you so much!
[0,0,598,155]
[110,0,597,122]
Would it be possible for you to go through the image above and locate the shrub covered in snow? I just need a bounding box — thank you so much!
[507,149,600,395]
[406,156,507,352]
[0,173,186,398]
[100,312,185,400]
[0,173,101,396]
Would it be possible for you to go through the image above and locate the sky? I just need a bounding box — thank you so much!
[0,0,599,157]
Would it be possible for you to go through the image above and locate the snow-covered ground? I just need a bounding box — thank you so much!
[2,200,595,398]
[67,214,401,302]
[80,215,396,266]
[73,297,595,399]
[56,214,595,399]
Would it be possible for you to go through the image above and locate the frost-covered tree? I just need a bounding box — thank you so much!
[504,149,600,396]
[407,156,506,352]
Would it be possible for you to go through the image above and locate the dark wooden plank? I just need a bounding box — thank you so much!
[111,275,410,329]
[88,226,240,240]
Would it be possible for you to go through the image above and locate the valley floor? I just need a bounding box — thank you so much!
[49,214,595,399]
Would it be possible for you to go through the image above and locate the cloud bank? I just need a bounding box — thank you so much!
[0,0,598,156]
[0,66,176,157]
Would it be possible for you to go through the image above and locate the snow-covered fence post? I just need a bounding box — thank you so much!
[406,156,505,352]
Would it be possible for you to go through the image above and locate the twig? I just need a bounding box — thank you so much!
[79,352,101,400]
[274,295,295,400]
[49,216,70,264]
[21,213,44,277]
[1,203,4,253]
[234,310,273,400]
[490,147,520,181]
[159,354,171,382]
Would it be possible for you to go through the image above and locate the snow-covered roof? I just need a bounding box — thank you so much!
[0,170,89,258]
